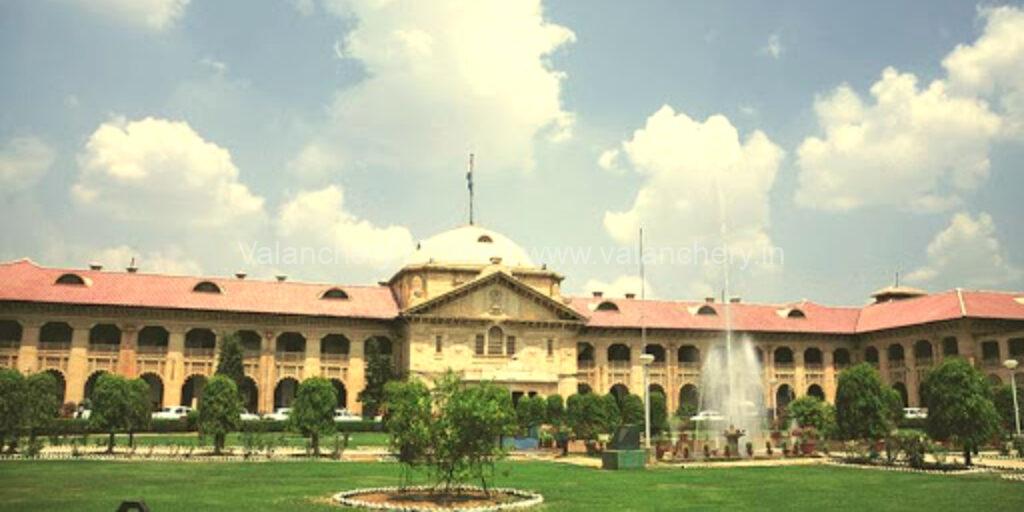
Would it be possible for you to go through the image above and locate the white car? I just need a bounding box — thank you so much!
[690,410,726,422]
[333,409,361,422]
[240,412,261,421]
[903,407,928,419]
[151,406,192,420]
[263,408,291,421]
[75,408,91,420]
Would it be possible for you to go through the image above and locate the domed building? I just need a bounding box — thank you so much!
[1,224,1023,416]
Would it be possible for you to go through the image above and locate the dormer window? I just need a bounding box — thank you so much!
[55,273,87,286]
[787,308,806,319]
[192,281,222,294]
[321,288,349,300]
[595,301,620,312]
[477,235,493,243]
[696,304,717,316]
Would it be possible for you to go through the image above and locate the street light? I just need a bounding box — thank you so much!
[1004,359,1021,436]
[640,353,655,451]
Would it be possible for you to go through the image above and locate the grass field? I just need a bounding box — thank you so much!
[1,460,1021,511]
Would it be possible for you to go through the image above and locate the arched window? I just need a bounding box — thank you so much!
[84,371,106,401]
[138,326,169,354]
[942,336,959,356]
[775,384,794,413]
[1008,338,1024,359]
[237,330,262,357]
[239,377,259,413]
[644,344,665,363]
[88,324,121,352]
[577,343,594,364]
[914,340,933,366]
[0,320,22,349]
[804,347,823,366]
[787,308,806,319]
[321,288,349,300]
[595,301,620,312]
[140,373,164,411]
[774,347,794,365]
[834,348,851,368]
[981,340,1000,363]
[807,384,825,400]
[39,322,72,349]
[577,383,593,394]
[276,332,306,356]
[185,328,216,357]
[893,382,909,408]
[608,343,631,363]
[55,273,86,286]
[888,344,905,366]
[477,235,493,243]
[696,305,717,316]
[487,326,504,355]
[865,346,879,364]
[609,383,629,402]
[274,378,298,409]
[321,334,350,361]
[330,379,347,409]
[192,281,222,294]
[679,384,700,413]
[678,345,700,365]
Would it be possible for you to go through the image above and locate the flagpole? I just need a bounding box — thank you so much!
[467,153,475,225]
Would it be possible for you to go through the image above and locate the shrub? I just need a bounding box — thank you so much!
[650,391,669,435]
[197,375,241,455]
[545,394,565,426]
[566,393,606,442]
[788,395,836,437]
[619,394,644,425]
[0,369,25,453]
[515,395,545,434]
[834,363,900,441]
[289,377,338,455]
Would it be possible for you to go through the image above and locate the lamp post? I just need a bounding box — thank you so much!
[1005,359,1021,436]
[640,353,655,451]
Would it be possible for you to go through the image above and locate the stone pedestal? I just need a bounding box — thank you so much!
[601,449,648,470]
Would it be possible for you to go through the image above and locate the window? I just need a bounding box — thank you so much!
[321,288,349,300]
[696,305,717,316]
[435,335,443,354]
[192,281,222,294]
[981,340,1000,361]
[595,301,619,312]
[477,235,493,243]
[506,336,516,356]
[487,326,504,355]
[475,334,485,355]
[942,337,959,356]
[787,309,806,319]
[55,273,86,286]
[547,339,554,357]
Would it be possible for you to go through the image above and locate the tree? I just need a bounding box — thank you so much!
[788,395,836,437]
[600,393,621,431]
[215,332,246,388]
[921,358,1000,466]
[515,395,545,434]
[90,374,134,453]
[197,375,242,455]
[619,393,645,426]
[545,394,565,426]
[566,393,606,442]
[834,363,901,441]
[0,369,25,453]
[358,340,396,417]
[649,391,669,435]
[289,377,337,456]
[383,379,432,487]
[23,372,60,448]
[125,378,151,447]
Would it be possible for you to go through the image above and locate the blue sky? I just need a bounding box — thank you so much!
[1,0,1022,306]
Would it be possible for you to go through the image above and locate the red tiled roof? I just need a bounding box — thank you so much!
[0,259,399,320]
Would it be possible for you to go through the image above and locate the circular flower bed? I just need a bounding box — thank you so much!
[333,485,543,511]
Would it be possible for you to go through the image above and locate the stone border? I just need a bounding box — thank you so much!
[1001,473,1024,483]
[0,453,363,463]
[332,485,543,511]
[825,459,992,476]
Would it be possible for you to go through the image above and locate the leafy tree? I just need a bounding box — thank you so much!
[788,395,837,436]
[125,378,151,447]
[0,369,25,453]
[23,372,59,448]
[545,394,565,426]
[197,375,242,455]
[289,377,337,455]
[383,379,432,487]
[834,363,901,441]
[566,393,607,442]
[515,395,545,434]
[649,391,669,435]
[620,393,645,426]
[358,340,396,417]
[921,358,1000,466]
[992,383,1023,434]
[600,393,621,431]
[90,374,134,453]
[215,332,246,388]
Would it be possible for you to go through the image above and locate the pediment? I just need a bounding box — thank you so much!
[401,271,584,323]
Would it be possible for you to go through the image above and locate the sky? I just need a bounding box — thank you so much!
[1,0,1023,307]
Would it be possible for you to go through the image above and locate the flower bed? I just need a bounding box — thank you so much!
[333,485,543,511]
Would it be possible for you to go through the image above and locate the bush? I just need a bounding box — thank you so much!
[788,396,836,437]
[545,394,565,426]
[834,363,900,440]
[197,375,241,455]
[289,377,337,455]
[619,394,644,425]
[515,395,545,434]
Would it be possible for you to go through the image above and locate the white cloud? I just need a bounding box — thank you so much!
[71,0,190,31]
[276,185,416,270]
[581,275,654,299]
[943,6,1024,136]
[0,136,55,192]
[597,148,622,173]
[73,117,265,228]
[906,212,1021,288]
[794,68,1001,212]
[761,33,783,59]
[88,245,203,275]
[290,0,575,179]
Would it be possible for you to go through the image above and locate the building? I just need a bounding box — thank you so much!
[1,224,1023,414]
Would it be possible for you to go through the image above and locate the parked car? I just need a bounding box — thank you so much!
[151,406,192,420]
[333,409,361,422]
[690,410,725,422]
[263,408,291,421]
[239,412,261,421]
[75,408,91,420]
[903,407,928,419]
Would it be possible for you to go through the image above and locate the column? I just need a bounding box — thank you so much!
[793,347,805,397]
[629,343,644,394]
[666,343,678,413]
[259,330,276,413]
[878,344,890,384]
[65,322,91,404]
[347,335,366,415]
[304,331,321,378]
[595,341,608,393]
[823,349,836,403]
[117,324,138,377]
[16,321,41,374]
[164,327,186,407]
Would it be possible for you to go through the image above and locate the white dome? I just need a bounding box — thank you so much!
[405,225,535,267]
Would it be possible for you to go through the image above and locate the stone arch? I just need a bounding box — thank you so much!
[649,383,666,398]
[274,377,299,409]
[44,369,66,405]
[88,324,121,351]
[807,384,825,400]
[678,345,700,364]
[609,383,629,402]
[865,346,879,364]
[330,378,347,409]
[775,384,794,413]
[138,326,169,353]
[236,330,262,357]
[913,340,933,365]
[888,344,905,365]
[577,342,594,363]
[276,332,306,354]
[140,373,163,411]
[40,322,72,348]
[366,335,393,355]
[804,347,823,365]
[834,348,851,368]
[181,374,207,407]
[185,328,216,356]
[239,376,258,413]
[644,344,666,363]
[893,382,909,408]
[0,320,22,348]
[774,347,794,364]
[321,334,350,360]
[608,344,631,362]
[577,383,593,394]
[679,383,699,412]
[84,370,106,402]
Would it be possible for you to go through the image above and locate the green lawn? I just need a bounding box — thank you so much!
[47,431,389,449]
[1,460,1021,511]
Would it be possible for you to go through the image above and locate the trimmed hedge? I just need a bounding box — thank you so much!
[36,417,382,436]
